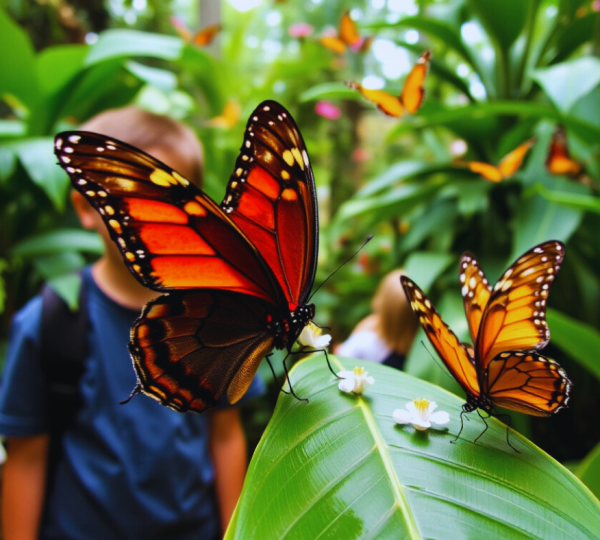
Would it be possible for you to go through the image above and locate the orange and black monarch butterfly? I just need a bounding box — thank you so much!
[54,101,320,414]
[546,125,584,178]
[345,50,431,117]
[319,11,372,54]
[454,138,535,182]
[401,241,572,450]
[171,16,221,47]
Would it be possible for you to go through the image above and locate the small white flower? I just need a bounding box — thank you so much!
[298,322,331,349]
[393,398,450,431]
[337,366,375,395]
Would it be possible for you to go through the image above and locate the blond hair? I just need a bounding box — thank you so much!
[372,269,419,355]
[80,106,203,187]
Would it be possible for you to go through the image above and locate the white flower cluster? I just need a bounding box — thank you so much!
[336,366,450,432]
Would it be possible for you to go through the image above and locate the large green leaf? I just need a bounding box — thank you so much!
[11,229,103,258]
[577,441,600,501]
[511,179,586,260]
[12,138,70,211]
[0,7,39,113]
[84,30,184,66]
[546,308,600,382]
[533,184,600,215]
[467,0,529,50]
[227,356,600,539]
[532,57,600,114]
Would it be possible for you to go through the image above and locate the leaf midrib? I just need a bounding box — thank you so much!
[334,357,423,540]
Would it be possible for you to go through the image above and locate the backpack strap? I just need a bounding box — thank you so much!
[40,276,88,433]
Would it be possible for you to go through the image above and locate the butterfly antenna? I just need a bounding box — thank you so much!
[308,235,374,302]
[420,340,454,381]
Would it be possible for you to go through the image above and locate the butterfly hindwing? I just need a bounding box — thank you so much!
[221,100,318,307]
[55,132,283,305]
[483,351,571,416]
[401,277,481,399]
[130,290,276,413]
[475,241,565,371]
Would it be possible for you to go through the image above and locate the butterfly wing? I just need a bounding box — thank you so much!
[54,132,284,305]
[483,351,571,416]
[401,276,481,399]
[130,290,276,413]
[171,16,192,42]
[339,11,361,47]
[496,139,535,179]
[193,24,221,47]
[319,36,347,53]
[475,241,565,372]
[400,50,430,115]
[546,126,583,178]
[460,253,492,346]
[345,82,404,117]
[221,100,318,308]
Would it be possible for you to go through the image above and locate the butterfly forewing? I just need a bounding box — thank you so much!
[401,277,481,399]
[546,126,583,178]
[400,50,430,114]
[55,132,282,304]
[475,241,565,370]
[130,290,276,413]
[221,101,318,307]
[497,139,535,179]
[483,351,571,416]
[339,11,360,47]
[460,253,492,346]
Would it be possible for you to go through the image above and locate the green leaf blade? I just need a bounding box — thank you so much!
[228,356,600,539]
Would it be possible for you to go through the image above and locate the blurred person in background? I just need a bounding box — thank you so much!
[0,106,263,540]
[336,269,418,369]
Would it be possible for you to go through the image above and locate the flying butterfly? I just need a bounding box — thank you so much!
[546,125,584,178]
[345,51,431,118]
[171,16,221,47]
[401,241,571,450]
[454,139,535,182]
[318,11,372,54]
[54,101,321,414]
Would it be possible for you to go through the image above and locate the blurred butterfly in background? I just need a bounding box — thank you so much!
[345,50,431,117]
[453,138,535,182]
[207,100,241,128]
[401,241,572,451]
[171,16,221,47]
[319,11,373,54]
[545,125,584,178]
[55,101,321,413]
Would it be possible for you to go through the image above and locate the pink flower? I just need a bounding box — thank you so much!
[315,101,341,120]
[288,23,314,38]
[352,148,370,162]
[593,0,600,11]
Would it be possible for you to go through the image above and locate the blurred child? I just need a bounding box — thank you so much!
[336,269,418,369]
[0,106,263,540]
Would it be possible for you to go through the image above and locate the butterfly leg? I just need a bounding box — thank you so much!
[265,353,291,395]
[282,351,309,403]
[491,412,521,453]
[120,382,142,405]
[451,409,469,444]
[473,409,490,444]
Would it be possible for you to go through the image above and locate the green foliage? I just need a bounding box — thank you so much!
[227,356,600,539]
[577,441,600,501]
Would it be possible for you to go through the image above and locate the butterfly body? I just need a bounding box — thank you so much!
[402,241,571,446]
[55,101,319,413]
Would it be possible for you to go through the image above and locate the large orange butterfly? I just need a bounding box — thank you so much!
[546,125,584,178]
[401,241,571,448]
[345,51,431,118]
[319,11,372,54]
[54,101,320,413]
[454,139,535,182]
[171,16,221,47]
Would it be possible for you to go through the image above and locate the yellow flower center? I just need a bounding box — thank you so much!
[306,322,321,335]
[353,366,366,377]
[413,398,430,413]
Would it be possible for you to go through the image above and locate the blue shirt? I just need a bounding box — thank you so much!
[0,268,264,540]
